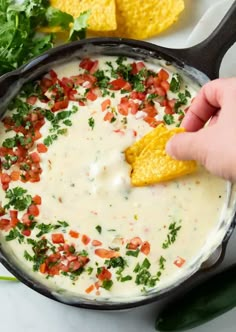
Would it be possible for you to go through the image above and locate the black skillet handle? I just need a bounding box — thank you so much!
[168,1,236,80]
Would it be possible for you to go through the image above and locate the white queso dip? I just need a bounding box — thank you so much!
[0,56,230,300]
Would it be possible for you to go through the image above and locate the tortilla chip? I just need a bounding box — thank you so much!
[127,126,197,186]
[91,0,185,39]
[125,124,168,165]
[50,0,117,31]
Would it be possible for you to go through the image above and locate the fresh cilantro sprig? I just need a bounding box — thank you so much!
[0,0,90,75]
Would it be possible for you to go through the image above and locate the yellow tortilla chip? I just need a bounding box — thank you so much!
[125,124,168,165]
[92,0,185,39]
[50,0,117,31]
[126,126,197,186]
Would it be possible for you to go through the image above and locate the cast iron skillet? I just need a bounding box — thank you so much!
[0,2,236,310]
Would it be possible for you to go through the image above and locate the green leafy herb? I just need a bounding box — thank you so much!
[5,228,24,243]
[120,275,132,282]
[162,220,182,249]
[95,225,102,234]
[126,249,140,257]
[4,187,32,211]
[101,279,113,291]
[170,73,182,93]
[105,256,127,269]
[163,114,174,125]
[88,117,95,130]
[0,1,89,75]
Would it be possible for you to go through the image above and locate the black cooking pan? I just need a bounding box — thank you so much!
[0,1,236,310]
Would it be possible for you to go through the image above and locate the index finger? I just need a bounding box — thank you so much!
[181,78,225,132]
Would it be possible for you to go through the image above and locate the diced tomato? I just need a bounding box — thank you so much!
[48,265,60,276]
[37,143,48,153]
[49,69,58,84]
[109,78,127,90]
[33,129,42,141]
[27,204,40,217]
[168,99,177,109]
[158,69,169,81]
[160,99,168,107]
[26,96,37,105]
[140,241,151,255]
[92,240,102,247]
[122,81,132,92]
[40,77,53,92]
[52,99,69,112]
[85,284,95,294]
[89,60,99,74]
[86,90,97,101]
[118,102,129,116]
[79,100,85,106]
[47,252,61,263]
[0,218,10,231]
[160,80,170,93]
[127,237,142,250]
[39,263,47,274]
[71,73,96,87]
[142,105,158,118]
[174,256,186,268]
[95,249,120,259]
[153,76,162,88]
[97,267,112,281]
[22,213,32,225]
[30,152,40,163]
[155,86,166,96]
[131,61,145,75]
[1,173,11,185]
[52,233,65,244]
[2,183,9,191]
[82,234,91,245]
[130,91,146,100]
[69,260,82,272]
[10,171,20,181]
[67,255,78,262]
[101,99,111,111]
[144,116,163,128]
[21,229,31,237]
[10,210,18,220]
[129,100,139,114]
[79,58,95,71]
[14,146,27,162]
[69,230,79,238]
[164,106,174,115]
[32,195,42,205]
[103,112,114,122]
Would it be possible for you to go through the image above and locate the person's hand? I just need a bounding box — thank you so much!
[166,78,236,181]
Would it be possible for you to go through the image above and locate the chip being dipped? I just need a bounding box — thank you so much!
[125,125,197,186]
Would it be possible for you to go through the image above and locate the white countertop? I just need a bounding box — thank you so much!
[1,1,236,331]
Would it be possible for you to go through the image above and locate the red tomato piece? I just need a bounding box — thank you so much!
[22,213,31,226]
[82,234,91,245]
[109,78,127,90]
[158,69,169,81]
[92,240,102,247]
[97,267,112,281]
[26,96,37,105]
[164,106,174,115]
[21,229,31,237]
[69,230,79,238]
[160,80,170,93]
[79,58,95,71]
[27,204,40,217]
[85,284,95,294]
[101,99,111,111]
[140,241,151,255]
[49,69,58,84]
[1,173,11,185]
[32,195,42,205]
[39,263,47,274]
[52,233,65,244]
[89,60,99,74]
[95,249,120,259]
[30,152,41,163]
[86,90,97,101]
[37,143,48,153]
[144,116,163,128]
[52,99,69,112]
[10,210,18,220]
[174,256,186,268]
[0,219,10,231]
[10,171,20,181]
[103,112,114,122]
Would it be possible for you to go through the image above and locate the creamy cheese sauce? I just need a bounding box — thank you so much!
[0,56,231,301]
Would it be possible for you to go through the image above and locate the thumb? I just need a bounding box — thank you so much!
[166,131,207,164]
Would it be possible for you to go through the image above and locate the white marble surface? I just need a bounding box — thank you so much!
[1,1,236,331]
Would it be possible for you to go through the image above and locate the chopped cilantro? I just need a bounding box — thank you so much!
[5,228,24,243]
[4,187,32,211]
[126,249,140,257]
[88,117,95,130]
[101,279,113,291]
[170,73,182,93]
[105,257,127,269]
[95,225,102,234]
[120,275,132,282]
[163,114,174,125]
[162,220,182,249]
